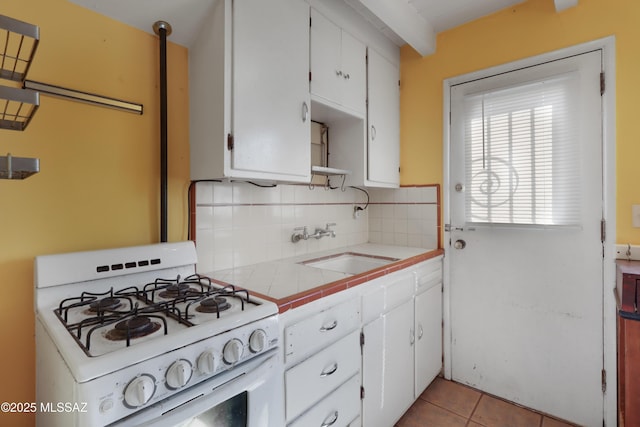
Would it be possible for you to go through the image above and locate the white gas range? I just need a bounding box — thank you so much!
[34,241,283,426]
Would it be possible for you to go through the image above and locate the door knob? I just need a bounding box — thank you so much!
[454,239,466,249]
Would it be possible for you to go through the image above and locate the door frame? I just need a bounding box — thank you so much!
[442,36,616,425]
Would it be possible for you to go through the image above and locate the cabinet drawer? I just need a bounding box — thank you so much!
[285,297,359,363]
[288,374,361,427]
[285,330,361,421]
[415,259,442,294]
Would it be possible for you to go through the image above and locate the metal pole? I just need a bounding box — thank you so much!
[153,21,172,243]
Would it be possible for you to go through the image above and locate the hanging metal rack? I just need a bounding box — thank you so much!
[0,14,144,180]
[0,14,40,131]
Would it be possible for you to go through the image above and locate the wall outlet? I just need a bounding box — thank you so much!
[633,205,640,228]
[353,206,364,219]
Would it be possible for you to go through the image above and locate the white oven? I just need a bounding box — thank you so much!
[112,348,282,427]
[34,242,283,427]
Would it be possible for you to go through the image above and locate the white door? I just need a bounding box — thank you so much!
[367,48,400,187]
[310,8,342,105]
[362,298,414,427]
[231,0,310,179]
[448,51,603,426]
[339,30,366,115]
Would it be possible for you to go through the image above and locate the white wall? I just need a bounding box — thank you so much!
[194,181,438,272]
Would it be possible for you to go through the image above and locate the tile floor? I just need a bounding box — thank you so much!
[396,377,579,427]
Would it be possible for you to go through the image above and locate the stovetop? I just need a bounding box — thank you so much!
[55,273,260,357]
[34,242,279,383]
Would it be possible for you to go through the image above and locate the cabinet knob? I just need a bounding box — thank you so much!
[344,73,350,80]
[302,102,309,123]
[335,70,342,77]
[370,125,377,141]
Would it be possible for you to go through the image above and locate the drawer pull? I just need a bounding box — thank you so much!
[321,410,339,427]
[418,324,424,340]
[320,363,338,377]
[320,320,338,332]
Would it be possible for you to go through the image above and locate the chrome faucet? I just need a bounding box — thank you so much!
[291,226,309,243]
[313,223,336,239]
[291,223,336,243]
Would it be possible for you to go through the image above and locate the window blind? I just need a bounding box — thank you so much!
[462,73,581,226]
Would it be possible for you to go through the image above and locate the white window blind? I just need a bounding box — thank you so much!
[463,73,581,226]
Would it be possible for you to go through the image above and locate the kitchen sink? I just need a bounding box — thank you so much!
[300,253,398,275]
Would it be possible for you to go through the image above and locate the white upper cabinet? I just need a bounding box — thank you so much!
[310,9,367,116]
[190,0,311,183]
[366,48,400,187]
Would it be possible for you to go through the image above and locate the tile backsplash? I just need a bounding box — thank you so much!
[193,181,439,273]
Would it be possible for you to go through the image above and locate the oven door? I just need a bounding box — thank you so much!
[110,349,283,427]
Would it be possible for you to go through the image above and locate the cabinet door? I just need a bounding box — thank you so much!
[340,30,366,115]
[367,48,400,187]
[415,285,442,397]
[310,8,342,106]
[362,298,414,427]
[232,0,311,181]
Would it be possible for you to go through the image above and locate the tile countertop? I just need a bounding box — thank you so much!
[202,244,444,313]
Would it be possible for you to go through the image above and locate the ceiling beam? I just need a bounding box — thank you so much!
[350,0,436,56]
[554,0,579,12]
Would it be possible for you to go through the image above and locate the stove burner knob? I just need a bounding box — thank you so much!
[166,359,193,389]
[197,351,217,375]
[223,338,244,364]
[249,329,268,353]
[123,374,156,408]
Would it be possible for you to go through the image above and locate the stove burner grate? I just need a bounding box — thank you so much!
[196,296,231,313]
[53,274,258,356]
[88,297,122,313]
[105,315,162,341]
[158,283,194,299]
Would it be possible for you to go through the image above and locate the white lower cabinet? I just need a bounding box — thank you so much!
[281,256,443,427]
[285,330,361,421]
[415,285,443,396]
[283,296,361,426]
[414,259,444,397]
[361,257,443,427]
[288,374,361,427]
[362,273,416,427]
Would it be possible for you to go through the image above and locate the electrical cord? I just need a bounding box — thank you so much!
[348,186,369,212]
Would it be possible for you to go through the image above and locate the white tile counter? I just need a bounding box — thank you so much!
[201,243,443,311]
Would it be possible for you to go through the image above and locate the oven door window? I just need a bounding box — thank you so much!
[176,391,247,427]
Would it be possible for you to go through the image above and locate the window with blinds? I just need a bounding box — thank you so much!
[463,73,581,226]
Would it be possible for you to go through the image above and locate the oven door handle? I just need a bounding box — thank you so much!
[321,410,339,427]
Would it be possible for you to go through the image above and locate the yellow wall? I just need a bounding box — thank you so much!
[400,0,640,244]
[0,1,189,425]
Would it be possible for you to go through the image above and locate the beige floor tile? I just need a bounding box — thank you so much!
[396,399,467,427]
[419,377,482,418]
[471,395,542,427]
